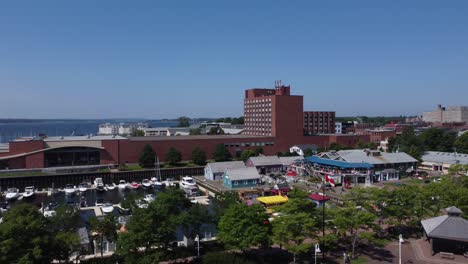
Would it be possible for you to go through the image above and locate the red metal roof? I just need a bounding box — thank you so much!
[308,193,331,201]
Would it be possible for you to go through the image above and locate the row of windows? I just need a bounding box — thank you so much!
[245,98,272,104]
[224,141,274,148]
[243,132,273,136]
[244,103,272,109]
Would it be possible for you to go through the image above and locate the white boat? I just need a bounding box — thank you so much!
[152,156,165,188]
[118,180,128,190]
[23,186,36,198]
[163,177,177,187]
[105,183,116,190]
[41,202,58,217]
[64,184,76,195]
[151,177,164,188]
[5,188,21,200]
[101,203,114,214]
[142,179,152,188]
[78,183,88,192]
[143,193,156,203]
[180,176,197,189]
[94,178,106,192]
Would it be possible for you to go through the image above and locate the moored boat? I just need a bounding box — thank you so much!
[64,184,76,195]
[142,179,152,188]
[118,180,128,190]
[23,186,36,198]
[180,176,197,189]
[5,188,21,200]
[130,182,140,189]
[78,183,88,192]
[101,203,114,214]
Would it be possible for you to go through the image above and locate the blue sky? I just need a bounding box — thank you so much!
[1,0,467,119]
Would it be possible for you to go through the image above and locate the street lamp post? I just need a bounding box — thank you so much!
[314,243,321,264]
[195,234,200,256]
[322,174,325,260]
[398,234,404,264]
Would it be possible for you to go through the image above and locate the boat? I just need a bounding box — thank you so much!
[23,186,36,198]
[5,188,21,200]
[0,202,9,213]
[180,176,197,189]
[163,177,177,187]
[78,183,88,192]
[64,184,76,195]
[41,202,58,217]
[152,156,165,188]
[95,198,104,207]
[118,180,128,190]
[94,178,106,192]
[101,203,114,214]
[105,183,116,190]
[143,193,156,203]
[151,177,163,188]
[130,182,140,189]
[142,179,152,188]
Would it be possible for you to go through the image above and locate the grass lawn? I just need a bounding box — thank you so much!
[0,171,51,177]
[351,256,368,264]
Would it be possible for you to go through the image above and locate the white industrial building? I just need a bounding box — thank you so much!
[98,123,148,136]
[422,105,468,123]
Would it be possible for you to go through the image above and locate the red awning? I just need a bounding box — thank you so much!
[286,170,297,176]
[308,193,331,202]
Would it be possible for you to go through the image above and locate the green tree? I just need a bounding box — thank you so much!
[189,128,202,135]
[212,191,241,222]
[182,204,214,242]
[131,129,145,137]
[254,146,264,156]
[191,147,207,165]
[272,213,317,264]
[303,148,314,157]
[89,215,118,258]
[117,189,190,262]
[455,132,468,154]
[217,204,271,250]
[207,126,225,135]
[419,128,456,152]
[0,204,54,263]
[48,205,82,262]
[165,147,182,165]
[272,195,319,263]
[330,203,376,258]
[139,144,156,168]
[177,116,191,127]
[240,149,255,162]
[212,143,231,162]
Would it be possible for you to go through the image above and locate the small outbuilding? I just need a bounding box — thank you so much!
[421,206,468,255]
[223,167,261,189]
[246,156,282,174]
[204,161,246,181]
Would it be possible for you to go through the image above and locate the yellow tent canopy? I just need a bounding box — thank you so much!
[256,195,289,206]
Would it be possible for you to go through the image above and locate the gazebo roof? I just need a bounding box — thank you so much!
[421,207,468,242]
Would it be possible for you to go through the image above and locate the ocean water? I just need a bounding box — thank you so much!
[0,119,178,143]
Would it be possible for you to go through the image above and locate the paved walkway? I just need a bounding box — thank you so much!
[410,239,468,264]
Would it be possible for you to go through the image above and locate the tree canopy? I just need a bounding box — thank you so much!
[217,204,271,250]
[139,144,156,168]
[177,116,191,127]
[191,147,207,166]
[165,147,182,165]
[212,144,232,162]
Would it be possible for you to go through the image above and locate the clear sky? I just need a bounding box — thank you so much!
[1,0,467,119]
